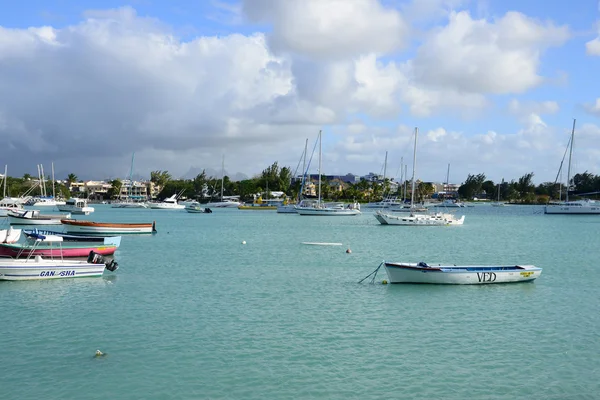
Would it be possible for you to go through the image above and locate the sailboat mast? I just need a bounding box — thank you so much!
[446,163,450,197]
[220,155,225,202]
[318,130,322,205]
[404,165,407,202]
[129,153,135,200]
[51,162,56,199]
[410,128,418,207]
[301,138,308,201]
[566,119,576,203]
[3,165,7,198]
[399,156,403,199]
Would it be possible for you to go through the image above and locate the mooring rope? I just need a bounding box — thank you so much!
[358,261,384,284]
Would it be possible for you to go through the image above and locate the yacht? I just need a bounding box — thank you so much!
[148,194,185,210]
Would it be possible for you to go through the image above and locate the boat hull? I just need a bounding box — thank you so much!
[296,207,361,216]
[544,205,600,214]
[375,211,465,225]
[384,262,542,284]
[61,220,156,234]
[8,216,64,225]
[57,205,95,215]
[0,259,107,280]
[0,243,117,258]
[23,230,121,246]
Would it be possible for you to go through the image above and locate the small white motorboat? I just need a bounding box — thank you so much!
[381,261,542,284]
[185,202,212,214]
[57,198,95,215]
[0,234,118,281]
[7,210,70,225]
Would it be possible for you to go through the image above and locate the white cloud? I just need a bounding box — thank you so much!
[584,98,600,117]
[242,0,408,59]
[413,11,570,94]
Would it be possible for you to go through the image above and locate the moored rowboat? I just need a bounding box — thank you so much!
[61,219,157,235]
[383,261,542,284]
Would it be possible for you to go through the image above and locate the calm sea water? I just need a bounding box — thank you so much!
[1,204,599,399]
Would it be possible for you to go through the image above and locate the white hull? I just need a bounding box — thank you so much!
[491,202,506,207]
[0,228,22,244]
[0,258,107,280]
[111,202,148,208]
[63,224,154,234]
[204,201,241,208]
[0,207,22,217]
[544,204,600,214]
[57,205,95,215]
[296,207,361,216]
[8,216,66,225]
[276,204,298,213]
[384,262,542,284]
[375,211,465,225]
[148,203,185,210]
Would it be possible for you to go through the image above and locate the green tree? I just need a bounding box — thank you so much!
[150,170,172,188]
[458,173,486,199]
[515,172,535,200]
[67,173,78,184]
[107,179,122,199]
[418,182,435,202]
[481,180,496,199]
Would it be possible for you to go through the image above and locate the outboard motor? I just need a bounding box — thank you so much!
[205,208,212,213]
[88,251,119,272]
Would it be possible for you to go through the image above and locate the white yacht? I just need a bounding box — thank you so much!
[149,194,185,210]
[57,198,95,215]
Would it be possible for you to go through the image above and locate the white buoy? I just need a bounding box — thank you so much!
[242,240,246,245]
[95,350,104,357]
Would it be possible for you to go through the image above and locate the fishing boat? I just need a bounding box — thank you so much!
[184,202,212,213]
[0,227,22,244]
[8,210,70,225]
[0,236,118,258]
[382,261,542,284]
[61,219,157,234]
[545,119,600,215]
[57,198,95,215]
[0,234,118,281]
[23,229,121,246]
[374,128,464,226]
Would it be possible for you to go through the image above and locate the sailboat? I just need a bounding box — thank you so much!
[374,128,465,226]
[544,119,600,214]
[0,166,24,217]
[112,153,148,208]
[295,130,361,216]
[431,164,465,208]
[364,151,404,209]
[491,180,505,207]
[278,138,309,214]
[205,156,241,208]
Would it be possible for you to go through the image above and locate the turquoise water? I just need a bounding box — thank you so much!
[1,205,599,399]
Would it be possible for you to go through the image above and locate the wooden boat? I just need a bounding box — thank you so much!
[8,210,71,225]
[0,235,118,280]
[383,261,542,284]
[23,229,121,246]
[61,219,157,234]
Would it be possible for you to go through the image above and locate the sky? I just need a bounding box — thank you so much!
[0,0,599,185]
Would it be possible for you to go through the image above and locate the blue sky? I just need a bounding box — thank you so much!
[0,0,599,183]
